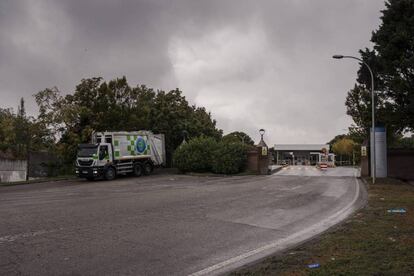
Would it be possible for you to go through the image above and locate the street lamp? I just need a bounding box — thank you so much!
[259,129,265,143]
[258,128,267,147]
[332,54,376,183]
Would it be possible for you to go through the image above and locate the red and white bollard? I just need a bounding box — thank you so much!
[319,163,328,170]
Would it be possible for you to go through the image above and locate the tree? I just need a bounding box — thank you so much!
[34,76,222,165]
[327,134,348,149]
[0,108,16,157]
[14,98,29,158]
[332,138,357,165]
[345,0,414,144]
[390,135,414,149]
[0,99,51,160]
[222,131,254,145]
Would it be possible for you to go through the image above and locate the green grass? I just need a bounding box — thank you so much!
[231,178,414,276]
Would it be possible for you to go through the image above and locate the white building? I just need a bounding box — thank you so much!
[274,144,335,166]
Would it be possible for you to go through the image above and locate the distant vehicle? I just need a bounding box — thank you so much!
[75,131,166,181]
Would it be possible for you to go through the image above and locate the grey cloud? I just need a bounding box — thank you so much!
[0,0,385,143]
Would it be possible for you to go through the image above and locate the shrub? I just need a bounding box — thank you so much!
[173,137,249,174]
[212,141,248,174]
[173,136,217,173]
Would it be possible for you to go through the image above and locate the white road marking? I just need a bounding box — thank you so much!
[188,176,361,276]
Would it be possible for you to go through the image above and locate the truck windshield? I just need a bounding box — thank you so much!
[77,145,98,157]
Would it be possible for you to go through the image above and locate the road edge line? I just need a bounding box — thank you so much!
[188,174,362,276]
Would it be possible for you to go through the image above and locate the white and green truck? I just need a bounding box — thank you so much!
[75,131,166,180]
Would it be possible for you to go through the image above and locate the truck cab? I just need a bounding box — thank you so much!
[75,143,114,180]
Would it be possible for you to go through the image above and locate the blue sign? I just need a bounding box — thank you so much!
[135,136,147,154]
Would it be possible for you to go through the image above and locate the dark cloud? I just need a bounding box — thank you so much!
[0,0,385,143]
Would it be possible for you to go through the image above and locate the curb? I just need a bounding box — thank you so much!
[268,165,288,175]
[0,176,77,187]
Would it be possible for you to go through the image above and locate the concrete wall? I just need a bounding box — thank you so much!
[388,149,414,180]
[0,159,27,182]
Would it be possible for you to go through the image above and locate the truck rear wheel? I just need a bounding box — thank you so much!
[133,163,143,177]
[104,167,116,181]
[143,162,153,175]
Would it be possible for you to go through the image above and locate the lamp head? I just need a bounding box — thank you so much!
[332,55,344,59]
[259,129,265,136]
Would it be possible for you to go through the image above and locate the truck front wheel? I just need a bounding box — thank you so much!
[104,167,116,181]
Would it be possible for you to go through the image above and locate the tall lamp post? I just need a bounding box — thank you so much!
[259,129,266,146]
[332,54,376,184]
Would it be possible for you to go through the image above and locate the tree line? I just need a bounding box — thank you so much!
[330,0,414,162]
[1,76,233,167]
[345,0,414,145]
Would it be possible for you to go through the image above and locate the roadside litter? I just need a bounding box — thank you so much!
[387,208,406,213]
[307,263,320,269]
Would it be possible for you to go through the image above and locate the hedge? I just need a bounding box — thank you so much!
[173,136,248,174]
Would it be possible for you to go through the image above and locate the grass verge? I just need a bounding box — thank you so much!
[231,178,414,275]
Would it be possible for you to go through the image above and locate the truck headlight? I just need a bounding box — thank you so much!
[93,169,98,174]
[75,170,79,174]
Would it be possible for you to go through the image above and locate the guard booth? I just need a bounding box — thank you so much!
[246,130,270,175]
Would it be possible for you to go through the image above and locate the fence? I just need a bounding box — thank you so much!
[388,149,414,180]
[0,159,27,182]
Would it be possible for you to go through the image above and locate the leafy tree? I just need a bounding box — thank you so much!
[332,138,357,165]
[222,131,254,145]
[332,138,355,156]
[14,98,29,158]
[0,99,52,159]
[34,76,222,165]
[345,0,414,145]
[327,134,348,149]
[390,135,414,149]
[0,108,16,156]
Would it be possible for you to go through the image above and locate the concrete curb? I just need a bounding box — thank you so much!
[268,165,288,175]
[0,176,77,187]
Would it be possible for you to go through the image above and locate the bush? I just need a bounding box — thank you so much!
[173,136,248,174]
[173,136,217,173]
[212,142,247,174]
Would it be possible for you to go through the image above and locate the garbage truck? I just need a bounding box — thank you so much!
[75,131,166,180]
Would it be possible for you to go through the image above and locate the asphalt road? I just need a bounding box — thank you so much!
[0,166,363,275]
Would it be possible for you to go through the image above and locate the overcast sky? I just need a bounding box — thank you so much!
[0,0,385,144]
